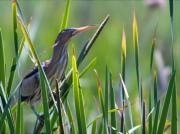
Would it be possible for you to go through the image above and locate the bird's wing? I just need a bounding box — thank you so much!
[24,67,38,79]
[20,64,48,97]
[21,68,39,97]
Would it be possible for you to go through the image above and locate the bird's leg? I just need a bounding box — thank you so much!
[31,105,44,123]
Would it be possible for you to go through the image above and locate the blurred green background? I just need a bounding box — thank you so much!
[0,0,179,133]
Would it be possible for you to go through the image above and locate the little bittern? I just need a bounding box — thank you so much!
[12,25,96,106]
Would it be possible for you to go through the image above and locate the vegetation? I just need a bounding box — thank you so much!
[0,0,178,133]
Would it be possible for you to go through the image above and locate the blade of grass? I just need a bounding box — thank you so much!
[94,69,108,133]
[150,38,156,71]
[142,101,146,134]
[0,29,5,87]
[133,13,140,91]
[157,71,176,134]
[79,57,97,78]
[169,0,177,133]
[121,29,126,101]
[152,100,160,134]
[79,88,87,133]
[121,29,126,133]
[77,15,109,66]
[128,125,141,134]
[171,74,177,134]
[72,52,86,133]
[98,119,103,134]
[20,104,24,134]
[87,107,123,128]
[169,0,174,42]
[109,73,116,134]
[119,74,134,132]
[149,72,157,134]
[6,1,19,96]
[153,72,157,105]
[15,84,21,134]
[60,0,71,31]
[7,16,32,96]
[0,83,15,133]
[148,88,152,134]
[133,13,142,123]
[39,70,51,133]
[65,101,76,134]
[91,120,97,134]
[104,65,108,130]
[50,109,58,130]
[6,58,16,96]
[55,80,64,134]
[72,52,82,134]
[146,107,154,120]
[140,80,143,121]
[18,17,32,58]
[12,0,18,59]
[149,35,156,133]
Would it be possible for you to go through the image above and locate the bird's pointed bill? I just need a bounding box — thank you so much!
[72,25,97,35]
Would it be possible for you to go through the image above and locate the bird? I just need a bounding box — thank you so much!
[11,25,96,107]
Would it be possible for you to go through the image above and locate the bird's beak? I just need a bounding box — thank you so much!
[72,25,97,36]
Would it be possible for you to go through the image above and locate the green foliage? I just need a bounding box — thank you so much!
[39,70,51,133]
[0,83,14,133]
[133,14,140,90]
[15,86,21,134]
[0,29,5,87]
[0,1,178,133]
[55,80,64,134]
[60,0,71,31]
[72,52,87,134]
[12,0,18,59]
[157,71,176,134]
[94,70,108,133]
[109,73,116,134]
[91,120,97,134]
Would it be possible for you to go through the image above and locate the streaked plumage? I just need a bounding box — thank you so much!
[17,26,96,106]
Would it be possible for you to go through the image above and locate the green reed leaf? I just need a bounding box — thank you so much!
[55,80,64,134]
[157,71,176,134]
[110,73,116,134]
[0,29,5,87]
[0,83,15,133]
[60,0,71,31]
[72,53,86,133]
[91,120,97,134]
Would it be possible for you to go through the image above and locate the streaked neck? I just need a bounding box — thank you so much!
[51,43,68,64]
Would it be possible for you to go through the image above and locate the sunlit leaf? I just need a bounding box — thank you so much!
[91,120,97,134]
[72,52,86,133]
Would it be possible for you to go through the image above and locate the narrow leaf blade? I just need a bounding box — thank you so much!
[157,71,176,134]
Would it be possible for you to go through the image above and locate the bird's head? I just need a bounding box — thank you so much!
[55,25,96,45]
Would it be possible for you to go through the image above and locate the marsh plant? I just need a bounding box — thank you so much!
[0,0,177,134]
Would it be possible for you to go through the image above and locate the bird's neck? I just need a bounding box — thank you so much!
[50,43,68,64]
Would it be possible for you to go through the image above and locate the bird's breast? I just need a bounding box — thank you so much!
[47,50,68,88]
